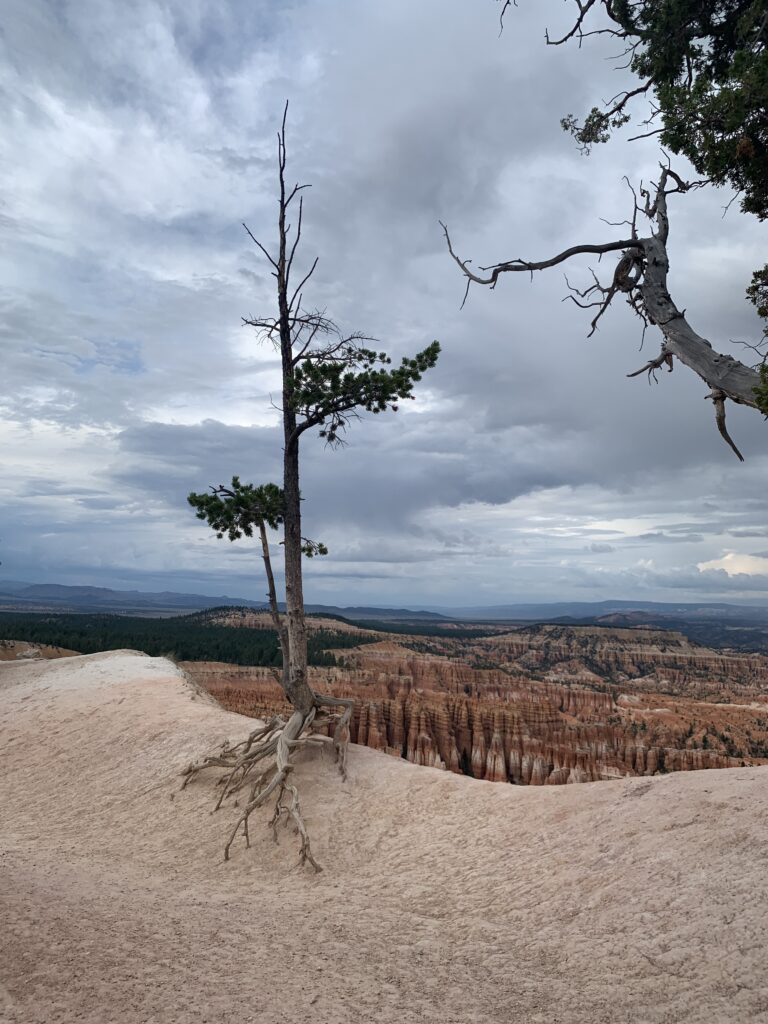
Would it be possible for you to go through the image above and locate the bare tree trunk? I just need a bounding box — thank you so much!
[281,433,314,714]
[276,122,315,718]
[182,106,356,868]
[257,521,290,680]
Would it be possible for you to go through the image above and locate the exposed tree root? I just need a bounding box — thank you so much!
[180,693,354,870]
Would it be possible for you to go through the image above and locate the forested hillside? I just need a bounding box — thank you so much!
[0,610,378,667]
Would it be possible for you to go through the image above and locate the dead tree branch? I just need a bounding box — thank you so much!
[706,389,745,462]
[443,166,762,458]
[627,350,673,383]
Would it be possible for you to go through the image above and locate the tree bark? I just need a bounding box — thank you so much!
[281,433,314,714]
[276,140,315,718]
[636,182,761,409]
[257,521,290,681]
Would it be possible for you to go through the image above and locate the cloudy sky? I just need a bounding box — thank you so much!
[2,0,767,608]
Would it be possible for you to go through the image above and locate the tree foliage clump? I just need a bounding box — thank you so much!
[188,477,327,557]
[553,1,768,221]
[746,265,768,414]
[292,340,439,445]
[188,478,284,540]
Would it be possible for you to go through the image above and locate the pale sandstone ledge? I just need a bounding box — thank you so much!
[1,651,767,1024]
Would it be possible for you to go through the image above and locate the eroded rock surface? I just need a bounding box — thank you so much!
[476,624,768,698]
[183,624,768,787]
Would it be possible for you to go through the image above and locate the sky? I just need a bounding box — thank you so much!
[1,0,767,608]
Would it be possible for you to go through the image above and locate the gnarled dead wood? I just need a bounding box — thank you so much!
[443,166,762,458]
[181,692,353,870]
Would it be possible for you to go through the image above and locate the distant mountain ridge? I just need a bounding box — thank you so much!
[0,582,448,619]
[1,581,767,623]
[431,599,768,622]
[0,583,266,613]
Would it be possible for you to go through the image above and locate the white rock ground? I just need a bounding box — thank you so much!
[1,651,767,1024]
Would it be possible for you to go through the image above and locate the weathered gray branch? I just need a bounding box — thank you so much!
[441,221,636,288]
[638,170,760,412]
[706,389,745,462]
[443,166,762,458]
[627,349,673,381]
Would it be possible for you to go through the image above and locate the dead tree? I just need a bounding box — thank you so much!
[182,106,439,869]
[442,165,762,460]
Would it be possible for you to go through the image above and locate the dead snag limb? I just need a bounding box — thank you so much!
[443,166,762,459]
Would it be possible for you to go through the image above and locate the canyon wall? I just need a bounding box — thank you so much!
[184,624,768,786]
[472,624,768,698]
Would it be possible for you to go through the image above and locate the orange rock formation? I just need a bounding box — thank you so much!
[183,625,768,787]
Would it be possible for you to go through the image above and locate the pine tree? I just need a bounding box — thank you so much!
[182,106,439,868]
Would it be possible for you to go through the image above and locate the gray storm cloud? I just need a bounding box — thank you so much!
[1,0,766,604]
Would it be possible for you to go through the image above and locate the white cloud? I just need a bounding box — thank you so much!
[698,553,768,577]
